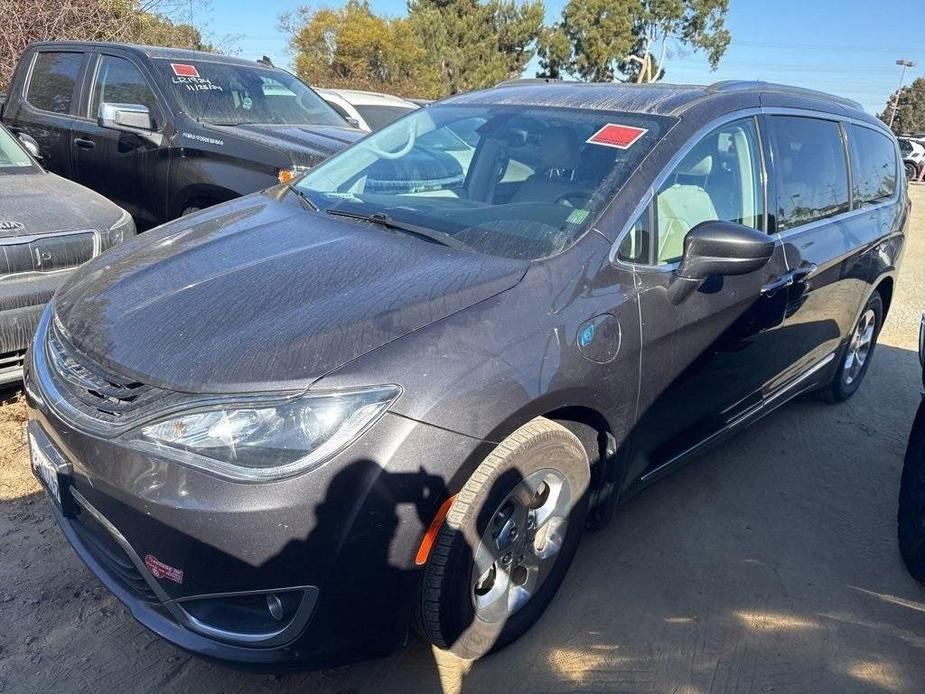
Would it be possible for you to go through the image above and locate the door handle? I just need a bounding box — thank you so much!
[761,263,818,296]
[73,137,95,149]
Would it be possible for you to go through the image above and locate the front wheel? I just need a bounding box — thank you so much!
[819,292,883,403]
[905,161,919,181]
[419,417,591,660]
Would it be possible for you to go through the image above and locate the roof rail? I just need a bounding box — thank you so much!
[709,80,863,110]
[495,77,564,87]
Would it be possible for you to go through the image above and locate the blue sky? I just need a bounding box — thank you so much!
[201,0,921,115]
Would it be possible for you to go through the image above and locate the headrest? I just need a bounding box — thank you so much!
[677,155,713,177]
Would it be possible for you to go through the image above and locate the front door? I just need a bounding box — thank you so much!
[72,53,167,227]
[617,116,792,484]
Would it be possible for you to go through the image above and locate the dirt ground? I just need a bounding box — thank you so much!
[3,191,925,694]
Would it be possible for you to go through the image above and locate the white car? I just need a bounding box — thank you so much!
[900,137,925,180]
[316,89,418,132]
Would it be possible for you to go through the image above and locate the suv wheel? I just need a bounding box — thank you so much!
[419,417,590,660]
[905,161,919,181]
[899,407,925,582]
[819,292,883,403]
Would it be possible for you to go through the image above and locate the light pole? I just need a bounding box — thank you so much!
[889,59,916,130]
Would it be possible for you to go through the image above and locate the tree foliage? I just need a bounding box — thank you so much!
[539,0,730,83]
[284,0,441,98]
[407,0,544,94]
[0,0,213,90]
[880,77,925,135]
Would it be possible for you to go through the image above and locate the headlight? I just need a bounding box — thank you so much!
[126,385,401,481]
[108,208,136,245]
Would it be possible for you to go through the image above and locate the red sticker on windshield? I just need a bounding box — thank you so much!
[170,63,199,78]
[587,124,648,149]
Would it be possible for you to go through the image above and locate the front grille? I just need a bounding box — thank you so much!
[70,504,158,603]
[45,319,171,425]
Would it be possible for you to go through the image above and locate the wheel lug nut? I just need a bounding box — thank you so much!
[509,527,518,540]
[501,552,512,565]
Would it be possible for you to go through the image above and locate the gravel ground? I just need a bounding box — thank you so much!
[2,189,925,693]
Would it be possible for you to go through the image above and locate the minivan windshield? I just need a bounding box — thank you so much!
[297,104,674,259]
[0,126,37,173]
[155,59,347,127]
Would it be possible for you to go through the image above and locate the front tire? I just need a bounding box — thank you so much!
[819,292,883,403]
[419,417,591,660]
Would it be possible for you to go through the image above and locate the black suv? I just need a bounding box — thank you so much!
[2,42,363,228]
[26,80,907,666]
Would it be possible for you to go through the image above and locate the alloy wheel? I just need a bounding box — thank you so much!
[844,308,876,386]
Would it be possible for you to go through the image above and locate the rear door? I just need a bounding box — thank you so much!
[72,52,168,227]
[8,50,88,178]
[766,114,884,386]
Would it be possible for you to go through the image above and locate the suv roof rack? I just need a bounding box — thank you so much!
[708,80,864,110]
[494,77,564,87]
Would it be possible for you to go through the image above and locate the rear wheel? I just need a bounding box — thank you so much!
[905,161,919,181]
[419,417,590,660]
[819,293,883,403]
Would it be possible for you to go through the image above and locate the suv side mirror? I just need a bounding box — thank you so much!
[668,220,775,304]
[98,103,162,145]
[17,133,41,159]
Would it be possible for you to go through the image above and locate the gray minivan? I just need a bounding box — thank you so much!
[25,80,906,666]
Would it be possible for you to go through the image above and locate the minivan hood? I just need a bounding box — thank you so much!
[211,123,364,167]
[52,193,528,393]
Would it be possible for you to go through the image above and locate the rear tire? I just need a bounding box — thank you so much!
[905,161,919,181]
[819,292,883,403]
[419,417,590,660]
[899,405,925,581]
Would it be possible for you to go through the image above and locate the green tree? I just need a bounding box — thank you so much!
[880,77,925,135]
[284,0,442,98]
[539,0,731,83]
[408,0,544,94]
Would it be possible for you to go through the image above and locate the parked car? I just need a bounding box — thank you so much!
[25,80,906,666]
[899,136,925,180]
[316,88,418,131]
[2,42,363,229]
[898,314,925,579]
[0,123,134,385]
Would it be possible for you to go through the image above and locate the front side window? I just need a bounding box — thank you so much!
[296,104,675,260]
[770,116,849,231]
[26,52,84,114]
[354,104,416,131]
[850,125,897,206]
[154,60,345,127]
[90,56,160,124]
[654,118,764,264]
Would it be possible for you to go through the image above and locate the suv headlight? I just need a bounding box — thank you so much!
[125,385,401,481]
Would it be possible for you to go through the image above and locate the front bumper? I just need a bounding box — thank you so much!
[25,344,484,665]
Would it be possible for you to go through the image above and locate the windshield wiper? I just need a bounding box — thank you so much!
[325,209,472,251]
[288,184,319,212]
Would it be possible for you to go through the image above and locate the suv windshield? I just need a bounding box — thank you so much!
[297,104,674,259]
[155,59,347,127]
[0,127,37,173]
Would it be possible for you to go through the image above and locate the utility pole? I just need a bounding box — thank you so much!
[889,59,915,130]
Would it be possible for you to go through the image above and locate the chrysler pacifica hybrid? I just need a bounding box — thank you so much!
[25,80,906,665]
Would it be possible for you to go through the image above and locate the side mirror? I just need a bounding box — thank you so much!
[345,116,363,130]
[668,220,775,304]
[17,133,41,159]
[98,103,162,145]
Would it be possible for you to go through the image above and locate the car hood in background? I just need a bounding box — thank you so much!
[53,192,529,393]
[0,171,123,236]
[212,123,365,168]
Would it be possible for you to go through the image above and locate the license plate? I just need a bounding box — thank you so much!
[30,432,61,504]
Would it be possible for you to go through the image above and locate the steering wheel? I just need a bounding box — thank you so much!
[553,190,594,208]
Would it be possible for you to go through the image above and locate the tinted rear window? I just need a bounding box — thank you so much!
[850,125,897,205]
[27,52,83,114]
[770,116,850,231]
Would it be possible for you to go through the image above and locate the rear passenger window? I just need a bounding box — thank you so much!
[89,56,160,124]
[850,125,897,206]
[769,116,850,231]
[26,52,84,114]
[654,118,764,264]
